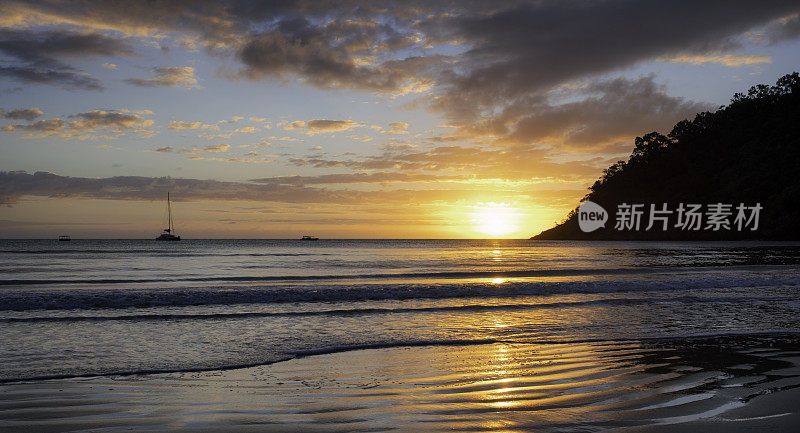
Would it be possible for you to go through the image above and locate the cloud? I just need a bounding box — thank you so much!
[4,0,800,181]
[1,107,43,121]
[347,134,373,142]
[251,172,452,185]
[284,119,364,135]
[233,126,256,133]
[234,16,435,93]
[189,156,273,164]
[307,119,362,133]
[125,66,199,88]
[382,121,409,134]
[287,143,602,182]
[0,170,582,208]
[154,146,173,152]
[0,170,341,204]
[429,1,800,118]
[204,144,230,153]
[167,120,217,130]
[1,118,64,134]
[102,62,118,70]
[0,65,103,90]
[4,1,799,97]
[0,29,133,64]
[283,121,305,130]
[4,1,797,106]
[180,144,231,154]
[764,13,800,44]
[220,116,245,124]
[662,54,771,66]
[465,75,712,151]
[269,136,302,142]
[0,29,133,90]
[68,110,154,132]
[120,109,153,115]
[167,121,202,130]
[1,109,154,137]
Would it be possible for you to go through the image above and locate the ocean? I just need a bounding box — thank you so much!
[2,239,800,383]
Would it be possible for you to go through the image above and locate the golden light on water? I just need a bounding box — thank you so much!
[471,202,519,237]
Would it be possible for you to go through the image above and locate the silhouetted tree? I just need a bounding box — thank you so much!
[534,72,800,240]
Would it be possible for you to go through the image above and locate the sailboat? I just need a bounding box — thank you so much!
[155,192,181,241]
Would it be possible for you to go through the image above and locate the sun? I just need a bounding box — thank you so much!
[472,202,518,237]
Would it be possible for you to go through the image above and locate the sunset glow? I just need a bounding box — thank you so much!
[472,203,519,237]
[0,1,798,238]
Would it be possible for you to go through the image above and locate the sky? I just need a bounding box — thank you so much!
[1,0,799,238]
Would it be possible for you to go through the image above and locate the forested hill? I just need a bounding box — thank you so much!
[533,73,800,240]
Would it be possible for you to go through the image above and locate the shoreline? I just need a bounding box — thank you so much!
[3,331,800,385]
[2,334,799,432]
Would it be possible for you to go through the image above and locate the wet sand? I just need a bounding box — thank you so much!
[1,334,799,432]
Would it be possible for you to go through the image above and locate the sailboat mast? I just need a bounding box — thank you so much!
[167,192,173,233]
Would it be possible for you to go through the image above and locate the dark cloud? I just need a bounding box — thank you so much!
[433,0,800,116]
[0,170,586,211]
[1,107,43,121]
[5,1,799,93]
[0,29,132,90]
[452,75,712,151]
[765,13,800,44]
[0,170,351,205]
[0,170,529,207]
[0,66,102,90]
[3,0,799,151]
[236,19,433,92]
[0,29,133,66]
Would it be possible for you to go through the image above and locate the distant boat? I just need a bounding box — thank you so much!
[156,192,181,241]
[58,235,71,241]
[301,235,319,241]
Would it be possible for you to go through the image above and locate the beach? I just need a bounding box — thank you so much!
[2,240,800,431]
[2,335,800,432]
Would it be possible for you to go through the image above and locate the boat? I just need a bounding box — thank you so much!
[58,235,71,241]
[156,192,181,241]
[301,235,319,241]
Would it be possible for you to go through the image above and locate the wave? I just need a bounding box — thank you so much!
[0,264,793,286]
[2,331,798,384]
[4,295,798,322]
[1,271,799,311]
[0,266,650,286]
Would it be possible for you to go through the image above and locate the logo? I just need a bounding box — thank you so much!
[578,201,608,232]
